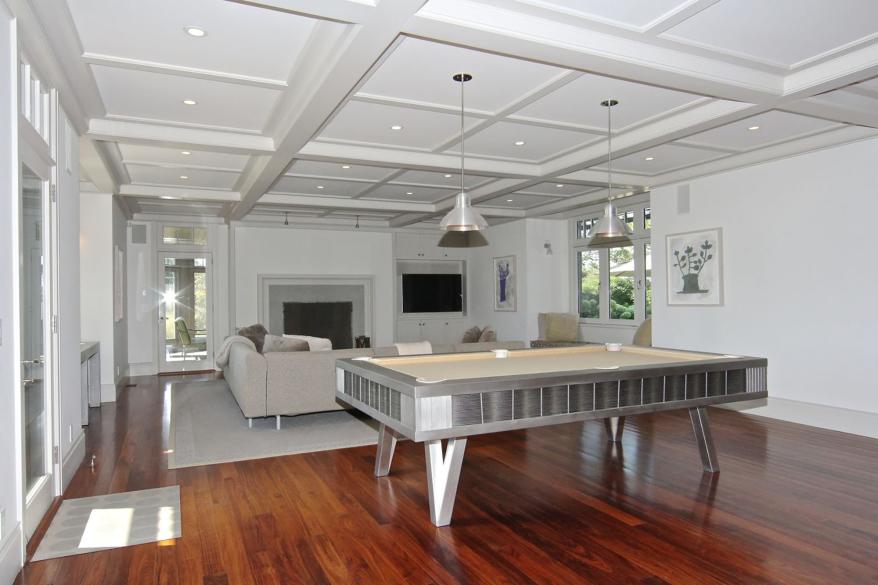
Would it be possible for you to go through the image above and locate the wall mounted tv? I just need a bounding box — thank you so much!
[401,274,462,313]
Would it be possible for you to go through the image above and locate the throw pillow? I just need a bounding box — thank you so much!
[262,334,309,353]
[282,334,333,351]
[478,326,497,342]
[237,324,269,353]
[545,313,578,342]
[461,326,482,343]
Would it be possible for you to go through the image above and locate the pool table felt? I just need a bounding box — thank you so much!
[368,346,721,383]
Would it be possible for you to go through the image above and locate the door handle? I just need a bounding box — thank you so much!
[23,378,42,385]
[22,358,43,365]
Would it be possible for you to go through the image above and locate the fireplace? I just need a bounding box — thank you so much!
[283,301,353,349]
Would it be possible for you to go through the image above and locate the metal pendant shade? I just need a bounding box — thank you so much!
[587,99,632,249]
[439,73,488,247]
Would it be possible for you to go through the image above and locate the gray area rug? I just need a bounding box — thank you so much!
[32,486,181,561]
[168,380,378,469]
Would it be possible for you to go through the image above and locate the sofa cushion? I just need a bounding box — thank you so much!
[461,326,482,343]
[237,323,268,353]
[263,334,309,353]
[478,326,497,342]
[282,334,332,351]
[544,313,578,342]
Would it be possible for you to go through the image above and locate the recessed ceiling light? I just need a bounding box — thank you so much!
[444,174,453,178]
[179,175,189,180]
[184,26,206,38]
[748,125,760,131]
[181,151,191,156]
[555,184,564,188]
[341,165,351,169]
[182,99,197,106]
[390,124,403,131]
[644,156,655,161]
[513,140,525,146]
[160,195,179,200]
[317,185,325,189]
[405,191,414,195]
[506,199,514,202]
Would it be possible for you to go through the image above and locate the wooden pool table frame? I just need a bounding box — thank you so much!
[336,346,767,526]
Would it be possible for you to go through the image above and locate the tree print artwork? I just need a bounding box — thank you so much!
[673,240,714,294]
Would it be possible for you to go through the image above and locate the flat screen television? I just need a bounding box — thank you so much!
[402,274,462,313]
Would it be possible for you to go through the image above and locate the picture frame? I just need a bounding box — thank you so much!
[493,255,516,311]
[666,228,723,306]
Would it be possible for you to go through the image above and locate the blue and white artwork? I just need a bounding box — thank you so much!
[493,255,516,311]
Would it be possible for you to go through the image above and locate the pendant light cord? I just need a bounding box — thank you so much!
[460,78,465,195]
[607,101,612,202]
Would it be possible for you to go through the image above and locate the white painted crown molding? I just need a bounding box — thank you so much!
[119,184,242,202]
[88,118,275,154]
[227,0,378,24]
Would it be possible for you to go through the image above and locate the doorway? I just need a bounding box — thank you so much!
[158,252,213,372]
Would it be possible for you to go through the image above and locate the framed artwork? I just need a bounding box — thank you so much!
[666,228,723,306]
[493,255,516,311]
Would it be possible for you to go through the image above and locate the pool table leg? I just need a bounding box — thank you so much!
[374,423,399,477]
[425,437,468,527]
[604,416,625,442]
[689,407,720,473]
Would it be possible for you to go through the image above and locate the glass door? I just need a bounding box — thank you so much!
[158,252,213,372]
[21,163,53,537]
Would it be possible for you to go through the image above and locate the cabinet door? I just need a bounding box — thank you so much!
[396,320,423,343]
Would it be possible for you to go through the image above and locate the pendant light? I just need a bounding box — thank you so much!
[587,99,632,249]
[439,73,488,248]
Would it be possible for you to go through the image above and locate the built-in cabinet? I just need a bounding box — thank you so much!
[393,232,472,345]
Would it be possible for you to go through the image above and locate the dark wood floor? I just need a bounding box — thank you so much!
[16,373,878,584]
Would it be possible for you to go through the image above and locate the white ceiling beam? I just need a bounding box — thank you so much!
[471,206,526,218]
[82,53,288,90]
[119,184,242,202]
[781,100,878,130]
[79,137,120,193]
[230,1,431,220]
[88,118,275,154]
[783,43,878,98]
[404,1,782,103]
[227,0,376,24]
[260,192,434,213]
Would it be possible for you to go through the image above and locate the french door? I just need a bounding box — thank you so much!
[20,161,54,538]
[157,252,214,372]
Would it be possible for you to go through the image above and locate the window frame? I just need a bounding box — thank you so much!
[570,195,651,327]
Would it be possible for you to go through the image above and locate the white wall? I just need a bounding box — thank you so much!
[469,218,569,343]
[0,3,22,579]
[79,193,118,401]
[652,137,878,426]
[56,107,83,484]
[233,225,395,347]
[111,197,127,383]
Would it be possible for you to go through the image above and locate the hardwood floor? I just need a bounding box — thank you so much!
[16,373,878,584]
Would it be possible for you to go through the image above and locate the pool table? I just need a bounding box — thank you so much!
[336,345,768,526]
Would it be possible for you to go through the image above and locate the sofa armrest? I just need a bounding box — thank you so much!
[225,342,267,418]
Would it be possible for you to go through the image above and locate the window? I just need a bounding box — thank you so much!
[162,225,208,246]
[572,198,651,324]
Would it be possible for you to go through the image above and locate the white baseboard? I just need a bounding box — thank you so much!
[721,397,878,439]
[100,382,117,403]
[0,522,22,585]
[62,430,86,491]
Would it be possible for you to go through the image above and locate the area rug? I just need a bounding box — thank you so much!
[32,486,181,561]
[168,380,378,469]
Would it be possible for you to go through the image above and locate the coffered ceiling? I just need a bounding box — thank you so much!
[29,0,878,227]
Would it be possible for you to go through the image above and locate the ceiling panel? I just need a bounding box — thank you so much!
[126,164,239,189]
[663,0,878,66]
[681,111,839,150]
[481,193,560,209]
[362,184,455,203]
[67,0,318,80]
[92,66,281,132]
[513,73,702,130]
[318,100,479,150]
[270,176,372,198]
[393,170,491,189]
[600,143,728,175]
[523,0,691,28]
[286,160,398,182]
[447,121,598,162]
[360,37,566,112]
[118,144,248,170]
[517,182,599,197]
